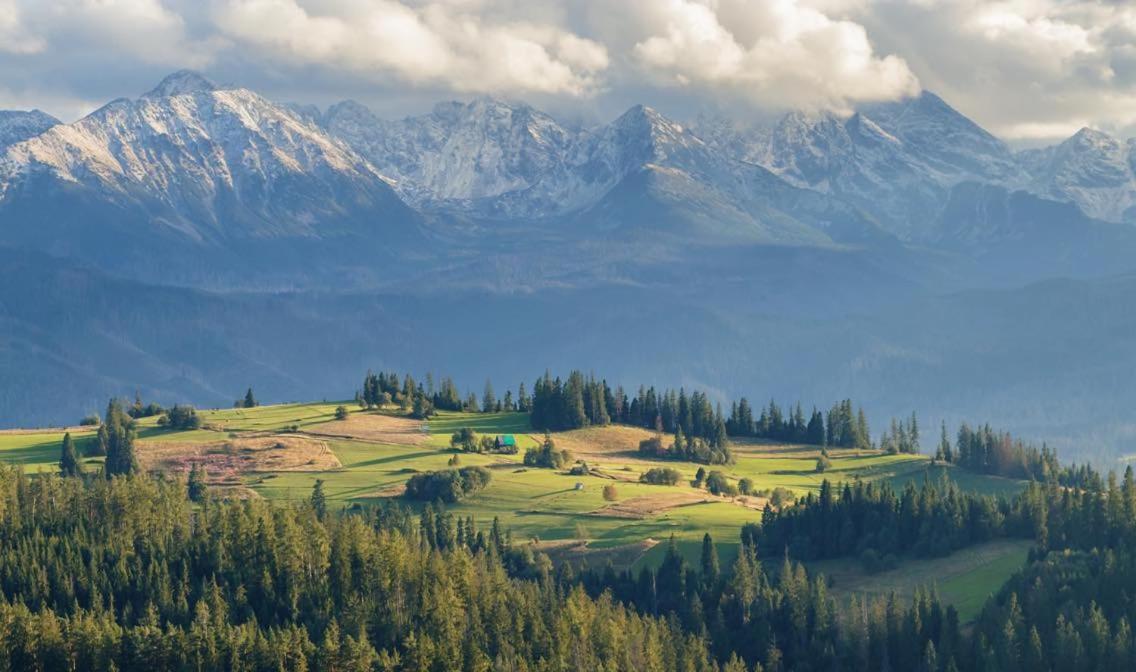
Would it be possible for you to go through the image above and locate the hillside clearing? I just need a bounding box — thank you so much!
[809,538,1032,623]
[591,491,715,519]
[307,412,429,445]
[138,435,340,480]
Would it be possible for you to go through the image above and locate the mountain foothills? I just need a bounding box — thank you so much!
[2,71,1136,462]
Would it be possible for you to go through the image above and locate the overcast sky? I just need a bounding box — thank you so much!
[1,0,1134,145]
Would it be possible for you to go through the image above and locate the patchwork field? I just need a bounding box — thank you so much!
[0,402,1027,619]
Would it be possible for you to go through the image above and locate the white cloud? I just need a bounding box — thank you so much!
[9,0,215,65]
[1,0,1136,142]
[849,0,1136,141]
[0,0,44,53]
[626,0,920,111]
[211,0,609,96]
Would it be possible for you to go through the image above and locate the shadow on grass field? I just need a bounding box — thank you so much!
[807,538,1032,623]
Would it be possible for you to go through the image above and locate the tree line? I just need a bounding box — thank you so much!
[748,476,1029,566]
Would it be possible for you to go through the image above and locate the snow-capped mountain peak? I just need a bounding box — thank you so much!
[0,110,60,151]
[324,95,578,205]
[1018,126,1136,223]
[0,71,414,256]
[143,69,218,99]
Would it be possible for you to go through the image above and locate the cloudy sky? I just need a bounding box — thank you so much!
[1,0,1134,144]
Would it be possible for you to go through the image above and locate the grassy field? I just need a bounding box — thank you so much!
[808,539,1031,623]
[0,402,1028,616]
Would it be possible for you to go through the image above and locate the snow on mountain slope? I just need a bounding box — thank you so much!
[691,92,1026,239]
[0,70,411,243]
[484,104,890,247]
[1018,128,1136,224]
[323,97,881,246]
[324,96,577,206]
[0,110,59,152]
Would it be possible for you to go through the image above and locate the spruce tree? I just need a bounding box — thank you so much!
[59,432,82,477]
[101,399,138,477]
[700,533,720,587]
[243,387,257,409]
[187,463,207,502]
[311,479,327,519]
[938,421,952,462]
[482,380,496,414]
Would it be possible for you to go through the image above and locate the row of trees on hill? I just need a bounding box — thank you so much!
[638,427,734,465]
[359,372,435,418]
[529,371,732,449]
[360,369,885,454]
[934,422,1066,481]
[360,371,534,415]
[750,477,1029,563]
[360,368,1100,487]
[725,398,873,449]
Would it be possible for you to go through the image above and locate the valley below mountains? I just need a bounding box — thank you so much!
[2,71,1135,465]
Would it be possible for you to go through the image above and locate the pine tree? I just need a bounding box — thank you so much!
[482,380,496,414]
[700,533,720,587]
[311,479,327,519]
[101,399,138,477]
[938,421,952,462]
[59,432,82,477]
[243,387,257,409]
[187,463,207,502]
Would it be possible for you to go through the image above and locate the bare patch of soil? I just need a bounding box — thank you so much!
[532,425,666,464]
[138,435,340,487]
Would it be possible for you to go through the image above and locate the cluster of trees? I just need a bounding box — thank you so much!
[937,422,1063,481]
[362,369,888,461]
[158,404,201,430]
[97,399,138,477]
[530,371,731,450]
[879,413,920,454]
[529,371,613,431]
[449,428,517,454]
[965,469,1136,670]
[726,399,825,445]
[639,467,683,485]
[235,387,258,409]
[128,393,164,419]
[523,434,571,469]
[403,466,492,503]
[61,399,204,479]
[748,477,1028,563]
[477,380,528,414]
[638,426,733,465]
[574,534,964,672]
[362,371,536,416]
[359,372,435,419]
[726,398,870,449]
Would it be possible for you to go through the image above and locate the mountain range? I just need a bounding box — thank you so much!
[2,70,1135,463]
